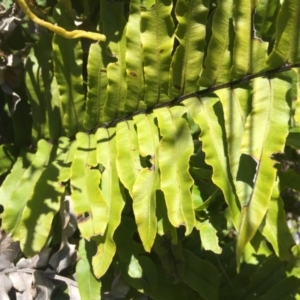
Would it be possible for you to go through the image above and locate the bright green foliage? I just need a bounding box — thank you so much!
[230,0,253,79]
[0,138,68,256]
[84,43,108,130]
[101,0,127,121]
[70,133,108,239]
[215,84,250,208]
[1,0,300,299]
[267,0,300,67]
[198,0,233,86]
[155,106,195,234]
[184,96,241,229]
[116,120,141,196]
[125,0,146,112]
[196,220,222,254]
[237,76,291,269]
[169,0,209,97]
[92,127,125,278]
[132,114,159,251]
[140,0,174,104]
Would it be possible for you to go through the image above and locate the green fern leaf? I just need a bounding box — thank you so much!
[125,0,146,112]
[155,106,195,234]
[52,2,85,136]
[182,249,219,300]
[198,0,233,86]
[229,1,253,79]
[132,114,159,252]
[196,220,222,254]
[237,75,292,270]
[267,0,300,67]
[70,132,108,239]
[25,33,62,141]
[184,96,240,229]
[169,0,208,97]
[1,140,53,244]
[0,150,33,216]
[101,1,127,121]
[140,0,174,104]
[92,127,125,278]
[215,85,251,207]
[84,43,108,130]
[254,0,279,40]
[0,138,70,256]
[76,238,101,300]
[116,120,141,197]
[260,180,295,261]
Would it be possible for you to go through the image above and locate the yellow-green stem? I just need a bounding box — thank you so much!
[16,0,106,41]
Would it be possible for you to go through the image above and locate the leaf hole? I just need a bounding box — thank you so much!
[77,212,90,223]
[140,155,154,170]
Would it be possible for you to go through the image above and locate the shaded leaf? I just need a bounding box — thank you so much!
[52,2,85,136]
[260,180,295,261]
[230,1,253,79]
[84,43,108,130]
[267,0,300,67]
[0,144,17,176]
[76,238,101,300]
[182,249,219,300]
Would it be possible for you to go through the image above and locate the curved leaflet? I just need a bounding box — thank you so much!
[116,120,141,197]
[230,0,252,79]
[140,0,174,105]
[125,0,146,112]
[183,96,240,229]
[198,0,233,86]
[237,76,292,270]
[101,1,127,121]
[92,128,125,278]
[266,0,300,67]
[169,0,208,97]
[132,114,159,252]
[155,106,195,234]
[84,43,108,130]
[70,132,108,240]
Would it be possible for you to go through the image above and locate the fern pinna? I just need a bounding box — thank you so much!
[1,0,300,299]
